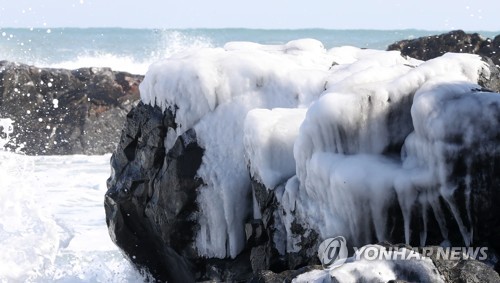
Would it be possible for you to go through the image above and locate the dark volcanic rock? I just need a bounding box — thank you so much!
[105,102,201,282]
[250,179,320,273]
[387,30,500,68]
[105,102,255,282]
[421,246,500,283]
[0,61,142,155]
[253,244,500,282]
[249,266,321,283]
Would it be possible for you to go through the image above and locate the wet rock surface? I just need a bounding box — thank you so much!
[387,30,500,67]
[0,61,142,154]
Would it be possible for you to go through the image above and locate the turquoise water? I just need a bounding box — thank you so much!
[0,28,498,74]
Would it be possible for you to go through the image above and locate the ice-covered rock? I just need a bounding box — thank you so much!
[289,53,492,248]
[292,243,500,283]
[105,38,500,282]
[139,39,333,260]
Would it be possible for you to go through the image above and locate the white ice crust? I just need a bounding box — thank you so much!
[140,39,494,259]
[293,245,444,283]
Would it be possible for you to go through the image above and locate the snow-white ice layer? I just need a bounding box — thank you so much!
[0,152,148,282]
[244,108,307,189]
[140,38,493,258]
[293,245,444,283]
[289,53,492,249]
[141,39,335,258]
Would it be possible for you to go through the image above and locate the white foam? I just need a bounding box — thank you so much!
[0,152,147,282]
[22,30,215,75]
[47,53,152,75]
[48,31,215,74]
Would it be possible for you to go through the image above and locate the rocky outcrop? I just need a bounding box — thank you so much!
[250,244,500,283]
[104,102,323,281]
[105,102,199,282]
[420,245,500,283]
[279,244,500,283]
[105,102,259,282]
[105,87,500,282]
[387,30,500,67]
[386,31,500,256]
[0,61,142,155]
[388,30,500,92]
[105,33,500,282]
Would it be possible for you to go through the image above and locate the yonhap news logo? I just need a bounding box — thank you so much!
[317,236,348,269]
[318,236,488,270]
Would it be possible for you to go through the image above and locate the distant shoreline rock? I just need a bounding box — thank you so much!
[0,61,143,155]
[387,30,500,92]
[387,29,500,67]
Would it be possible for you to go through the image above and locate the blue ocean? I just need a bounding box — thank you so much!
[2,28,498,74]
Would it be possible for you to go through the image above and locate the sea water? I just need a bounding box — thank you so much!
[0,152,148,282]
[0,28,499,282]
[1,28,498,74]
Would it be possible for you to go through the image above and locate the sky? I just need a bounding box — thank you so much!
[0,0,499,31]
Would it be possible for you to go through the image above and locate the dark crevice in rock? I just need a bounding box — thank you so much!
[123,135,139,162]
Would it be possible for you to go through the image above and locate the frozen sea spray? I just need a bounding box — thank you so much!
[108,38,500,281]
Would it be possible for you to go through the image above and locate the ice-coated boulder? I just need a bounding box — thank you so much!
[105,35,500,282]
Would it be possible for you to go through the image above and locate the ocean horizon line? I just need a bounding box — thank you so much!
[1,26,499,33]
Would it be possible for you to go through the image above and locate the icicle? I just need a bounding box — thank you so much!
[252,189,262,220]
[464,157,473,244]
[371,201,388,243]
[419,192,428,247]
[395,182,418,245]
[441,186,471,246]
[429,194,449,241]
